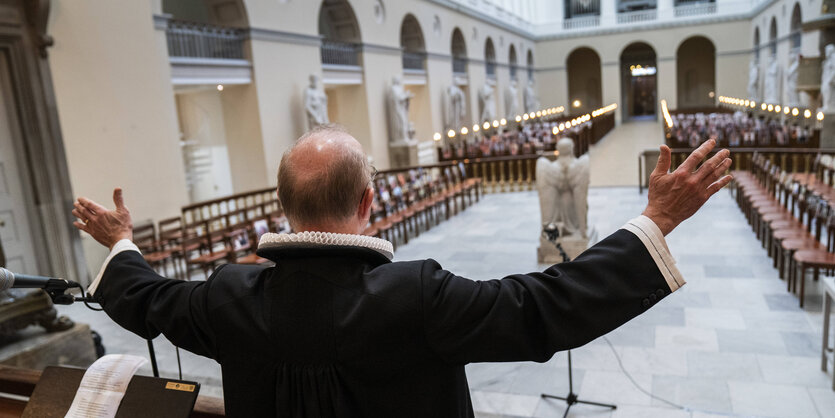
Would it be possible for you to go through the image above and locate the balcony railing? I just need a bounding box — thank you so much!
[486,61,496,78]
[568,0,601,17]
[617,8,657,24]
[165,20,246,59]
[402,51,426,71]
[453,57,468,75]
[563,15,600,30]
[321,40,361,67]
[674,1,716,17]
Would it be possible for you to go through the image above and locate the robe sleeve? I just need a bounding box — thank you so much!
[94,250,219,359]
[420,226,682,364]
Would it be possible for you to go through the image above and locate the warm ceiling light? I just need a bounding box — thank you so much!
[783,107,790,114]
[515,115,522,122]
[460,127,468,135]
[767,104,773,111]
[818,111,825,121]
[483,121,491,130]
[792,108,799,116]
[473,124,480,132]
[761,103,767,110]
[492,120,499,128]
[775,105,781,113]
[572,100,581,108]
[500,118,507,125]
[559,123,565,130]
[433,132,441,141]
[804,109,812,118]
[529,112,535,118]
[523,114,529,120]
[552,126,558,135]
[447,129,456,138]
[217,84,224,91]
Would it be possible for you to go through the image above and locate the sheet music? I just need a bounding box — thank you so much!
[64,354,147,418]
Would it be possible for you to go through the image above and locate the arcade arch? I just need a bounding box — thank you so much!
[566,47,602,114]
[620,42,657,119]
[676,36,716,108]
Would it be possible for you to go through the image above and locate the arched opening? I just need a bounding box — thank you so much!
[754,27,760,61]
[790,4,802,52]
[509,45,518,80]
[485,37,496,79]
[769,17,777,57]
[567,47,602,114]
[163,0,263,202]
[527,49,534,79]
[319,0,362,66]
[399,14,431,158]
[400,14,426,71]
[676,36,716,108]
[451,27,467,75]
[620,42,657,120]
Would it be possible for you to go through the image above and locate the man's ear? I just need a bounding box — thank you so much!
[358,187,374,219]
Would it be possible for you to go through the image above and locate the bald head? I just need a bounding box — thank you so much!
[278,125,373,230]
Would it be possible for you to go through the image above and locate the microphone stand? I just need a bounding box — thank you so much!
[540,226,617,418]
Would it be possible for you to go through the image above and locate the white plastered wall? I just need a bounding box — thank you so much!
[47,0,189,275]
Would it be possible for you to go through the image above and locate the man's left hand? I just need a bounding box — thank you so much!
[72,188,133,250]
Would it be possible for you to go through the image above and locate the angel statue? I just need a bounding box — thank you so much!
[536,137,590,238]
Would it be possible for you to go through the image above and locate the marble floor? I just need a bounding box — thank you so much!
[53,124,835,416]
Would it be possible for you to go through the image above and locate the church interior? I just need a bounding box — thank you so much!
[1,0,835,416]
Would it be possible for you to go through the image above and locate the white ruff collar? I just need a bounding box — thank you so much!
[258,231,394,260]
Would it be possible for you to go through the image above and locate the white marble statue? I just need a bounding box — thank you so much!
[443,84,466,131]
[524,78,539,113]
[505,80,521,118]
[387,76,415,144]
[786,53,800,106]
[479,83,496,123]
[536,137,590,238]
[304,74,329,129]
[764,56,780,104]
[822,45,835,111]
[748,59,759,101]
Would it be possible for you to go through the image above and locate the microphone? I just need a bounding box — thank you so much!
[0,267,80,292]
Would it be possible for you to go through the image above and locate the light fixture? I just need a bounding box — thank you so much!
[515,115,522,122]
[572,99,581,108]
[500,118,507,125]
[767,104,773,112]
[529,112,535,118]
[552,126,558,135]
[783,106,789,115]
[792,108,799,116]
[818,111,825,121]
[483,121,491,130]
[559,123,565,130]
[447,129,455,138]
[473,124,480,132]
[709,91,715,98]
[750,102,756,108]
[460,127,469,135]
[523,114,529,120]
[492,120,499,128]
[433,132,441,141]
[761,103,767,110]
[217,84,224,91]
[536,111,542,117]
[804,109,812,118]
[775,105,781,113]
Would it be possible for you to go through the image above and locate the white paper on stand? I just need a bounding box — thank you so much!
[64,354,148,418]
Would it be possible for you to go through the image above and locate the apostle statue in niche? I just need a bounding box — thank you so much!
[748,58,759,101]
[479,83,496,123]
[505,80,521,118]
[524,78,539,113]
[764,55,781,104]
[443,84,466,132]
[821,45,835,111]
[304,74,329,129]
[786,53,800,106]
[536,137,590,239]
[387,76,415,144]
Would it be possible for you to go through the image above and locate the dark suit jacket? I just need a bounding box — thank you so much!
[95,229,671,417]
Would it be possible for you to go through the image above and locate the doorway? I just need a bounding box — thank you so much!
[620,42,657,120]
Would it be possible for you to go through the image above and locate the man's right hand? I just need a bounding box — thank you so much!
[642,139,732,236]
[72,188,134,250]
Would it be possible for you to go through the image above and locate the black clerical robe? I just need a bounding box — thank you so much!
[93,223,679,417]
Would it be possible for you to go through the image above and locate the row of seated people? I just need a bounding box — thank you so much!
[668,111,817,148]
[439,120,592,160]
[732,152,835,307]
[131,162,482,279]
